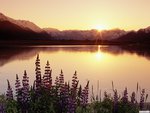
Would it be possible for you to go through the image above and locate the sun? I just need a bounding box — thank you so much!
[94,25,108,31]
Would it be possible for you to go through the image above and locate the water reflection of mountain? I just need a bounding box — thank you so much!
[0,46,98,66]
[121,45,150,60]
[0,45,150,66]
[100,45,150,60]
[100,46,125,55]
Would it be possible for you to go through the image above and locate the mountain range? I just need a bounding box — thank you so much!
[0,13,43,32]
[0,12,150,45]
[0,13,50,42]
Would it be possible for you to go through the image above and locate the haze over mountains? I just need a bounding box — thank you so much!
[0,12,150,45]
[44,29,126,41]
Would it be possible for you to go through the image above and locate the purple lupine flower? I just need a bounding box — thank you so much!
[68,96,76,113]
[15,74,22,102]
[72,71,78,90]
[131,92,136,104]
[55,76,59,88]
[65,82,72,112]
[81,81,89,107]
[60,82,69,112]
[58,70,65,110]
[122,87,128,104]
[49,70,52,88]
[71,71,79,98]
[67,71,79,113]
[78,85,82,103]
[140,89,145,110]
[54,76,60,96]
[35,54,42,91]
[6,80,13,100]
[113,89,119,113]
[43,61,52,89]
[59,70,64,92]
[22,70,29,103]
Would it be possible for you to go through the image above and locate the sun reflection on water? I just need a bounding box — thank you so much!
[95,45,103,60]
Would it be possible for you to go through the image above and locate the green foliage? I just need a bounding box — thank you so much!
[6,100,17,113]
[117,101,139,113]
[0,94,6,104]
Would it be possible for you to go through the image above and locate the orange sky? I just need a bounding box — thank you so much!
[0,0,150,30]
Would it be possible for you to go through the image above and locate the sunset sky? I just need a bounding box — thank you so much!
[0,0,150,30]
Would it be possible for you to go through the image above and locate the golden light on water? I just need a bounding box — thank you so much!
[95,45,104,60]
[95,52,103,59]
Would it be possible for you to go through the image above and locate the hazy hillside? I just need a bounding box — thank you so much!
[113,27,150,45]
[0,13,51,42]
[0,13,43,32]
[0,20,50,41]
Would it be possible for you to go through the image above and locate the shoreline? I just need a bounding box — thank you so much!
[0,40,150,47]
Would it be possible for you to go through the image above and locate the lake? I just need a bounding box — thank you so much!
[0,45,150,101]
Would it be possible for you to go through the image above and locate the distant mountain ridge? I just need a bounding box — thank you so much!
[0,13,50,42]
[112,28,150,45]
[0,13,43,32]
[44,28,126,41]
[1,12,150,45]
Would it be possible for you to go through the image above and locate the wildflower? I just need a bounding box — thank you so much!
[55,76,59,88]
[59,69,64,92]
[15,74,22,102]
[68,71,79,113]
[22,70,29,103]
[68,96,76,113]
[43,61,52,89]
[35,54,42,90]
[6,80,13,100]
[113,89,119,113]
[122,87,128,104]
[78,85,82,103]
[131,92,136,104]
[72,71,78,90]
[140,89,145,110]
[60,82,69,112]
[81,81,89,107]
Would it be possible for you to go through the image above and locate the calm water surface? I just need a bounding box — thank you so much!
[0,45,150,101]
